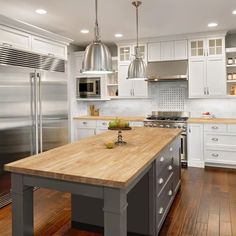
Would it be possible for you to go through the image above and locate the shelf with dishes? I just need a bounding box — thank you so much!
[226,48,236,95]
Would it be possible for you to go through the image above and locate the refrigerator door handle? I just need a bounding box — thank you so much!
[38,72,43,153]
[30,73,35,155]
[34,71,39,154]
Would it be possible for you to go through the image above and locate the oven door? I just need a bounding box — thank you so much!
[77,77,101,98]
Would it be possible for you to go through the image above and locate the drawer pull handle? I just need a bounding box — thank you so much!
[102,122,106,125]
[212,138,218,141]
[82,122,87,125]
[212,126,219,129]
[212,153,219,157]
[168,165,173,171]
[158,207,164,215]
[160,156,165,162]
[158,178,164,185]
[169,147,173,152]
[168,190,173,196]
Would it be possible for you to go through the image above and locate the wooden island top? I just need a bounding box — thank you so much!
[5,127,181,188]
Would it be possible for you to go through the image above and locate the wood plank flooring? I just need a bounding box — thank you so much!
[0,167,235,236]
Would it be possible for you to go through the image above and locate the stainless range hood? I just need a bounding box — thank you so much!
[146,60,188,81]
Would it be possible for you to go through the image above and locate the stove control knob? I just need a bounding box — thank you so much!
[166,125,170,128]
[149,123,153,127]
[178,125,182,129]
[153,123,157,127]
[160,124,164,128]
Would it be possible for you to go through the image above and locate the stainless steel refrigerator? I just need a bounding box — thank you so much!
[0,46,68,208]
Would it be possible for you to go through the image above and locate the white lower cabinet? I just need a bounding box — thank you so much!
[187,123,204,167]
[75,119,144,141]
[188,122,236,168]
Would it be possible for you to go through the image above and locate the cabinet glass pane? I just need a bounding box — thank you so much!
[216,39,222,46]
[209,40,215,47]
[197,41,203,48]
[191,41,197,49]
[191,49,197,56]
[216,47,222,54]
[198,48,204,56]
[119,47,130,61]
[209,48,215,55]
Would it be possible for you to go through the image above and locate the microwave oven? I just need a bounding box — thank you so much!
[76,77,101,98]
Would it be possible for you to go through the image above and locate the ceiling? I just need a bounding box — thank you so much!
[0,0,236,46]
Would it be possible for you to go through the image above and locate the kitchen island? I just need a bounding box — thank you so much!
[5,127,181,236]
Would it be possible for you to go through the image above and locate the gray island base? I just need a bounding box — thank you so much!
[6,128,181,236]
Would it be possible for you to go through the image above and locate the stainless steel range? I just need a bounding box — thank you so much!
[144,111,189,166]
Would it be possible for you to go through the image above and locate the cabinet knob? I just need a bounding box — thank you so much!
[82,121,87,125]
[212,138,218,141]
[168,165,173,171]
[212,153,219,157]
[160,156,165,162]
[102,122,106,125]
[158,178,164,185]
[212,126,218,129]
[169,147,173,152]
[168,190,173,196]
[158,207,164,215]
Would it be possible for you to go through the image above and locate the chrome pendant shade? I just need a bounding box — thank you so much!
[81,0,112,74]
[127,1,147,80]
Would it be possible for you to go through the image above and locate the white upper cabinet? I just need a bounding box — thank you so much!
[161,41,174,61]
[188,36,226,98]
[118,64,147,97]
[174,40,188,60]
[32,36,67,60]
[118,45,132,64]
[147,42,161,62]
[147,39,188,62]
[0,25,31,51]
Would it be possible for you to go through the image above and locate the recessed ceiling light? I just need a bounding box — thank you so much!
[232,10,236,15]
[114,33,123,38]
[35,9,47,15]
[208,22,218,28]
[80,29,89,34]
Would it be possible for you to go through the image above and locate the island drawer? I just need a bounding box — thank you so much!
[156,158,173,196]
[156,175,174,231]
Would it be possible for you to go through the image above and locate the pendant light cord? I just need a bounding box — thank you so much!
[136,4,139,48]
[94,0,100,42]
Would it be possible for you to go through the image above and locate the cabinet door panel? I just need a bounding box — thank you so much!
[189,39,205,59]
[148,42,161,62]
[118,64,133,97]
[174,40,188,60]
[206,58,226,96]
[76,128,95,140]
[187,124,204,167]
[161,41,174,61]
[189,59,206,97]
[133,80,148,97]
[0,25,31,51]
[32,36,67,59]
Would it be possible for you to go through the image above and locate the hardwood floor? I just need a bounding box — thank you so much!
[0,167,235,236]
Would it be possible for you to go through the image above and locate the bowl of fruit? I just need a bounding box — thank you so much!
[108,118,131,145]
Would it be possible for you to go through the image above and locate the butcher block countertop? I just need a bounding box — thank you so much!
[5,128,181,188]
[74,115,145,122]
[188,118,236,124]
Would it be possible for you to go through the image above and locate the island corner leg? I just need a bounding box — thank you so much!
[11,173,34,236]
[103,187,128,236]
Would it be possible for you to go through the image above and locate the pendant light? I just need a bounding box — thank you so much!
[81,0,112,74]
[127,1,147,80]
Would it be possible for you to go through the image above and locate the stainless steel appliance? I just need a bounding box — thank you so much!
[146,60,188,81]
[0,46,68,208]
[144,111,189,166]
[76,77,101,98]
